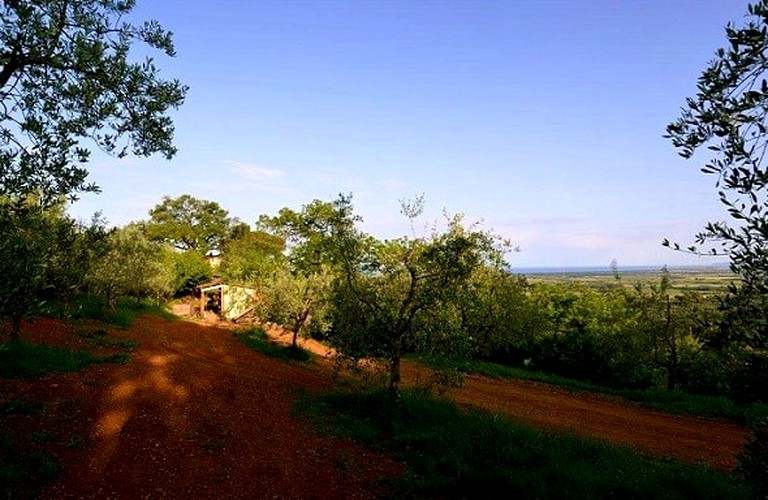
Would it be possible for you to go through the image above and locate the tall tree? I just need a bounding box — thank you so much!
[145,194,231,253]
[254,263,332,348]
[0,197,100,341]
[328,196,508,401]
[666,1,768,347]
[219,228,285,283]
[257,196,357,347]
[258,196,359,273]
[87,224,174,308]
[0,0,187,204]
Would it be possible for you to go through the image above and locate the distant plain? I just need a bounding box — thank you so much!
[520,265,735,293]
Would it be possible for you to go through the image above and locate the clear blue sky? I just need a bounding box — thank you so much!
[69,0,749,269]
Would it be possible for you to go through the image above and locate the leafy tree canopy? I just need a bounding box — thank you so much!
[0,196,103,340]
[220,229,285,283]
[666,1,768,347]
[0,0,187,204]
[328,196,510,400]
[257,195,359,274]
[145,194,231,253]
[87,223,174,307]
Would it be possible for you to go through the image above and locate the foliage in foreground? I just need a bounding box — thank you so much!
[739,425,768,498]
[65,295,176,329]
[0,0,187,203]
[666,0,768,349]
[298,388,753,499]
[234,327,311,362]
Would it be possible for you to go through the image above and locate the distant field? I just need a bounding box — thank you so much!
[520,266,737,293]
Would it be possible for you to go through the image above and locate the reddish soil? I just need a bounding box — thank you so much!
[1,315,751,498]
[405,364,750,470]
[3,317,403,499]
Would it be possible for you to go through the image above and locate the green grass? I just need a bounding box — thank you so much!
[234,327,311,362]
[68,295,176,328]
[460,359,768,426]
[299,388,754,499]
[0,341,128,378]
[1,398,61,498]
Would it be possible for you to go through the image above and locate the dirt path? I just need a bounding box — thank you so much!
[4,316,402,499]
[405,364,749,470]
[2,315,751,498]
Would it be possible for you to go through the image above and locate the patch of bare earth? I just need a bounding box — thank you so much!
[2,316,403,499]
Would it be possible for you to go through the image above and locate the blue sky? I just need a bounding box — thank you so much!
[69,0,749,268]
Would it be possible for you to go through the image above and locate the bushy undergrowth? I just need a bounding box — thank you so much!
[234,327,311,362]
[739,425,768,498]
[50,294,175,328]
[299,388,753,499]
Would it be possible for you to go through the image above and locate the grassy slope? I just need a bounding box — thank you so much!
[299,388,753,499]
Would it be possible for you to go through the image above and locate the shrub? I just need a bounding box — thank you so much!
[739,425,768,498]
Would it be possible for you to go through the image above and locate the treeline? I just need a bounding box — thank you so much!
[2,193,766,407]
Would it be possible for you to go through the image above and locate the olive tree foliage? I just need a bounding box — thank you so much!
[170,249,211,296]
[258,196,359,273]
[456,267,545,365]
[145,194,232,254]
[328,196,510,400]
[253,263,333,348]
[256,197,356,347]
[527,282,657,389]
[219,228,285,283]
[665,1,768,347]
[86,224,174,308]
[629,270,718,391]
[0,197,104,341]
[0,0,187,205]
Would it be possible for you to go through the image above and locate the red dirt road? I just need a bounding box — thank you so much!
[1,315,751,498]
[404,364,749,470]
[3,317,403,499]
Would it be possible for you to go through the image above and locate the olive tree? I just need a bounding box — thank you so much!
[455,267,544,366]
[257,197,359,347]
[0,198,100,341]
[258,197,359,273]
[0,0,186,204]
[629,271,717,391]
[86,224,174,308]
[666,1,768,347]
[254,263,333,348]
[328,196,508,401]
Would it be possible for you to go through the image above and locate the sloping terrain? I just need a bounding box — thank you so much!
[406,364,748,470]
[2,316,403,499]
[1,315,750,498]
